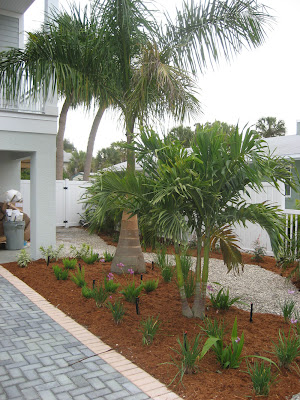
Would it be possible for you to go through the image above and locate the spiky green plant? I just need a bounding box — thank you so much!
[70,265,86,287]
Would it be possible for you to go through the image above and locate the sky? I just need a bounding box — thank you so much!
[24,0,300,155]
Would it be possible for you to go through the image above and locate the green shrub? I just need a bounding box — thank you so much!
[62,258,77,270]
[40,244,64,261]
[143,279,159,293]
[139,316,161,345]
[104,277,120,293]
[251,237,266,262]
[209,286,241,310]
[280,299,296,323]
[161,265,174,283]
[92,285,108,307]
[82,252,99,264]
[52,265,69,280]
[103,250,114,262]
[81,286,94,299]
[106,300,125,324]
[272,328,300,368]
[246,360,275,396]
[70,243,92,259]
[120,281,144,303]
[70,265,86,287]
[17,249,31,268]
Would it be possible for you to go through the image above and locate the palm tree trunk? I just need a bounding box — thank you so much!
[83,105,106,181]
[192,234,202,318]
[56,97,72,180]
[110,114,146,273]
[175,245,193,318]
[198,235,210,319]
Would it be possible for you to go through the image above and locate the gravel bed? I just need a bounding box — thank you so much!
[57,227,300,317]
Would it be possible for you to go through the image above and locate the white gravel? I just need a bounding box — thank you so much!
[56,227,300,317]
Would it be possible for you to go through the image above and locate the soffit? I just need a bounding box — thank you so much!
[0,0,34,14]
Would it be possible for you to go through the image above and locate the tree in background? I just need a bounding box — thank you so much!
[63,138,76,153]
[66,150,87,179]
[167,125,195,147]
[94,141,127,170]
[256,117,286,137]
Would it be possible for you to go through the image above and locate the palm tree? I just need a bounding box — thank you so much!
[256,117,286,138]
[83,126,296,317]
[0,0,274,272]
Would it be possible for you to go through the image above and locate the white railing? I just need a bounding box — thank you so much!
[0,76,45,113]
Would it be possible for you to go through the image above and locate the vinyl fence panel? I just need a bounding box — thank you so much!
[233,182,285,256]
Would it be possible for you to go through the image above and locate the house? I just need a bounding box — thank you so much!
[0,0,58,259]
[265,132,300,210]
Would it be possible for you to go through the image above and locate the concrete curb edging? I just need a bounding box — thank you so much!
[0,265,183,400]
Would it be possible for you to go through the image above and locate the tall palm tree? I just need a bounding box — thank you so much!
[0,0,274,272]
[256,117,286,138]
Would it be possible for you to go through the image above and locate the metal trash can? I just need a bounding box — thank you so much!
[3,221,25,250]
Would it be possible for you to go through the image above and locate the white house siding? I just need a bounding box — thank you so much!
[0,14,19,51]
[0,0,58,259]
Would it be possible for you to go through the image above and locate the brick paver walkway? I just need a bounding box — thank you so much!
[0,267,182,400]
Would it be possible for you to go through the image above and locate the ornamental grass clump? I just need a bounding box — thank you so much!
[120,267,143,303]
[104,273,120,293]
[92,285,108,307]
[62,258,77,270]
[103,250,114,262]
[280,299,296,323]
[82,251,99,265]
[139,316,161,345]
[143,279,159,293]
[17,249,31,268]
[272,328,300,368]
[156,247,174,283]
[246,360,276,396]
[70,265,86,287]
[209,285,242,310]
[106,299,125,324]
[81,286,94,299]
[52,265,69,280]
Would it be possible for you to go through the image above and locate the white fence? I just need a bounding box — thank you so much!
[20,179,91,227]
[20,179,297,256]
[233,182,285,256]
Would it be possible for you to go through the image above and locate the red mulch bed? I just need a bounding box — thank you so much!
[2,253,300,400]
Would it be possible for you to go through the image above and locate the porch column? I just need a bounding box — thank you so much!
[30,149,56,259]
